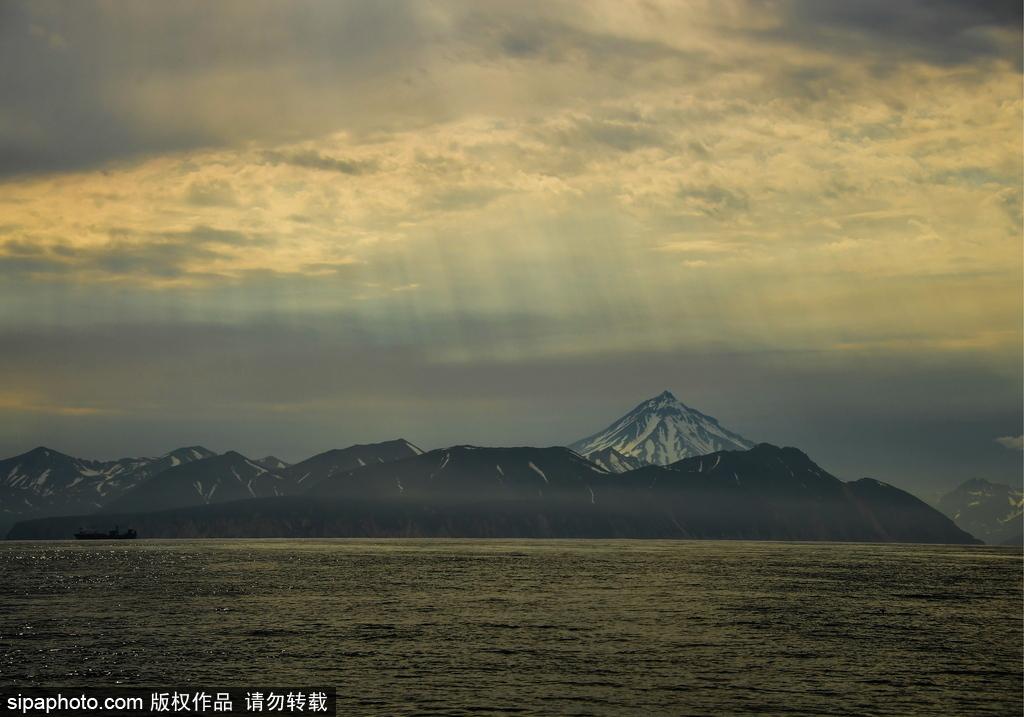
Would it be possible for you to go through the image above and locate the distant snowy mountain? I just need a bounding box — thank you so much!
[0,440,424,532]
[570,390,754,465]
[0,445,216,531]
[937,478,1023,545]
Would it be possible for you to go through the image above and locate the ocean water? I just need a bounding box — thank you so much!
[0,540,1020,716]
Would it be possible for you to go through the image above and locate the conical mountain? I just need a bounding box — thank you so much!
[570,390,753,465]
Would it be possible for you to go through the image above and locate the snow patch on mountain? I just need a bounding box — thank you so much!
[582,447,647,473]
[528,461,548,483]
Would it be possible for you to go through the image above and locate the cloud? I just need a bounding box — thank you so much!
[185,179,240,207]
[0,390,118,417]
[545,116,670,153]
[1,0,1019,180]
[677,184,750,219]
[0,225,271,282]
[0,1,1019,494]
[1,238,43,255]
[0,1,437,176]
[470,10,702,71]
[995,434,1024,450]
[750,0,1022,69]
[261,150,376,175]
[424,186,508,213]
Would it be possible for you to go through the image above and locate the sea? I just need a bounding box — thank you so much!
[0,539,1020,716]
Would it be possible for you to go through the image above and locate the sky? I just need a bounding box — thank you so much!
[0,0,1020,498]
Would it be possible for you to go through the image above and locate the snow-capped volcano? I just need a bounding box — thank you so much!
[569,390,754,466]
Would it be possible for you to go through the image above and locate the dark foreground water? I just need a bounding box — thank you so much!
[0,540,1020,716]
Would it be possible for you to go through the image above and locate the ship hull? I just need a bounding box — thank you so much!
[74,529,138,540]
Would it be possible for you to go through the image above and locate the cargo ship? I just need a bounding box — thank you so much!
[74,526,137,540]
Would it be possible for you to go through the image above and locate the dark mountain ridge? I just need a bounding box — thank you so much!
[0,445,215,534]
[7,442,978,544]
[306,445,606,505]
[102,451,295,513]
[284,438,423,487]
[595,444,976,543]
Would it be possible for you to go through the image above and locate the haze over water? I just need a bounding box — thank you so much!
[2,539,1020,716]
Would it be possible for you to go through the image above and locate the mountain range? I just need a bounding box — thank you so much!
[101,451,295,513]
[0,392,1004,544]
[0,445,215,535]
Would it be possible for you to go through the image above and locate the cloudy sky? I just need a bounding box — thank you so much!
[0,0,1020,496]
